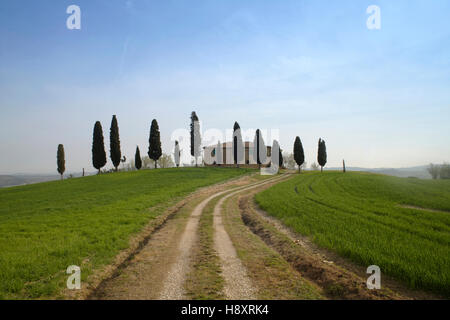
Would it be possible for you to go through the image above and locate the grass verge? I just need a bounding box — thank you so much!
[184,197,225,300]
[255,171,450,297]
[0,167,253,299]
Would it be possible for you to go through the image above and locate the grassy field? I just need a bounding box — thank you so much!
[0,167,252,299]
[255,171,450,297]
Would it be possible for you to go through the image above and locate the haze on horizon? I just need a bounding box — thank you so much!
[1,0,449,174]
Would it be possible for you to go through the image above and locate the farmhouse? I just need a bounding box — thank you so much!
[203,141,271,168]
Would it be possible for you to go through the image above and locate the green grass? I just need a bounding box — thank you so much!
[255,171,450,297]
[185,196,225,300]
[0,167,253,299]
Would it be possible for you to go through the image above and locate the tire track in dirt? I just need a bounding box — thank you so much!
[212,174,290,299]
[89,175,254,300]
[158,175,283,299]
[158,190,226,299]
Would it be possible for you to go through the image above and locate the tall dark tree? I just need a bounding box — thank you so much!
[279,148,284,168]
[135,146,142,170]
[110,115,121,171]
[232,122,243,168]
[293,136,305,173]
[233,121,240,132]
[317,138,327,172]
[148,119,162,169]
[190,111,201,167]
[57,144,65,180]
[252,129,266,169]
[174,141,181,167]
[92,121,107,174]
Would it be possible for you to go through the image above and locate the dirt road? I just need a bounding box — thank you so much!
[87,172,426,300]
[89,174,283,299]
[211,174,290,299]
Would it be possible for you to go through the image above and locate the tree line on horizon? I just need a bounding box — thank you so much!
[56,111,330,179]
[427,163,450,180]
[188,113,327,172]
[90,116,162,173]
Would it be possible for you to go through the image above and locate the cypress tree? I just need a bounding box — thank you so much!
[92,121,107,174]
[317,138,327,172]
[135,146,142,170]
[252,129,267,169]
[174,141,181,167]
[233,122,243,168]
[110,115,121,171]
[233,122,240,132]
[279,148,284,168]
[190,111,201,167]
[293,136,305,173]
[148,119,162,169]
[57,144,65,180]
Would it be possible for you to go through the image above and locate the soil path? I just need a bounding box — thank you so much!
[89,174,280,300]
[160,175,284,299]
[89,175,253,299]
[212,174,289,299]
[88,172,440,300]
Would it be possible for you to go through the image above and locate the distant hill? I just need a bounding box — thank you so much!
[0,174,60,188]
[325,165,431,179]
[0,172,94,188]
[0,175,28,187]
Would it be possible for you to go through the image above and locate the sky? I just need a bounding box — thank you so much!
[0,0,449,174]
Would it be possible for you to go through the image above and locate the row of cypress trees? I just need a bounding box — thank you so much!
[293,137,327,172]
[56,111,328,177]
[91,116,162,173]
[174,113,327,172]
[58,114,178,178]
[207,118,327,173]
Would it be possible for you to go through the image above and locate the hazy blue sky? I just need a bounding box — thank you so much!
[1,0,449,173]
